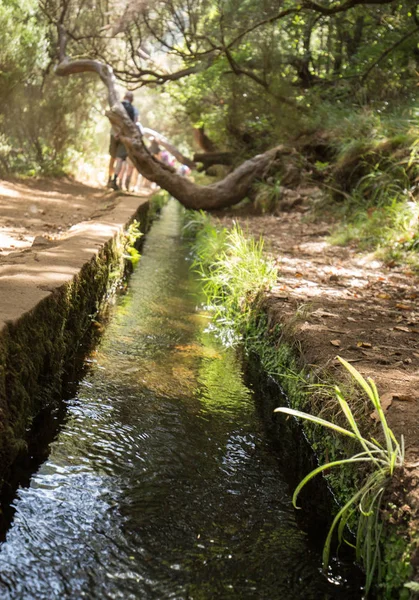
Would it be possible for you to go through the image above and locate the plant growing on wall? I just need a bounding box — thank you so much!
[275,357,405,595]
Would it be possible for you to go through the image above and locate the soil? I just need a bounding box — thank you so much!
[1,175,418,461]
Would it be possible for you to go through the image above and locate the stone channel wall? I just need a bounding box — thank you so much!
[0,197,149,491]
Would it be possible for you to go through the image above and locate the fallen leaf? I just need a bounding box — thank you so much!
[370,392,393,421]
[396,303,411,310]
[347,316,357,322]
[295,272,304,278]
[377,293,390,299]
[357,341,372,348]
[394,326,410,333]
[313,309,339,318]
[330,339,341,347]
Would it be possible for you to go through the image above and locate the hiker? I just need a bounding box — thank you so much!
[108,91,136,190]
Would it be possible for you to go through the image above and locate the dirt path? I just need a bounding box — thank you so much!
[217,190,419,462]
[0,177,119,253]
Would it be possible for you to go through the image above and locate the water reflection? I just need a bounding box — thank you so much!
[0,201,362,599]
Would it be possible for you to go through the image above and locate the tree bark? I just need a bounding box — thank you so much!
[141,127,196,169]
[193,152,234,171]
[56,56,284,211]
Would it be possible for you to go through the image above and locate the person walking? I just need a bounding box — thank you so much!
[109,91,136,190]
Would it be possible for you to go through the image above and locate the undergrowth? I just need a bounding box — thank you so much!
[310,104,419,270]
[182,210,276,344]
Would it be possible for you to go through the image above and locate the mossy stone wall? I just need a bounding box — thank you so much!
[0,202,149,490]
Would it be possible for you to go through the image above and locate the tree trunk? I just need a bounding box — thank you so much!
[55,56,285,211]
[141,127,196,169]
[193,151,234,171]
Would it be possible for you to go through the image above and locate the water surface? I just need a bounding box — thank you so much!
[0,201,362,599]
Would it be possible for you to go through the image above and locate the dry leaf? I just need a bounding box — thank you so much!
[394,326,410,333]
[330,339,341,347]
[313,308,339,318]
[357,341,372,348]
[396,303,411,310]
[295,272,304,278]
[370,392,393,421]
[377,293,390,299]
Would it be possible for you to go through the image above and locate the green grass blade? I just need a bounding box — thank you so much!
[323,488,365,569]
[337,356,377,406]
[367,376,395,457]
[291,455,381,509]
[335,388,381,465]
[274,407,358,439]
[275,406,381,453]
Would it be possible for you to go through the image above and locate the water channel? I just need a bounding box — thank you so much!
[0,201,363,599]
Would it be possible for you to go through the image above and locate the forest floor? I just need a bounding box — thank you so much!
[0,176,418,461]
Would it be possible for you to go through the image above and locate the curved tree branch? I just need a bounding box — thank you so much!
[55,54,120,106]
[55,52,284,210]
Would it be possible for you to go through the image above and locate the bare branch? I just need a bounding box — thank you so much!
[55,56,120,106]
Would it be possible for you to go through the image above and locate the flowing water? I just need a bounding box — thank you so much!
[0,201,363,599]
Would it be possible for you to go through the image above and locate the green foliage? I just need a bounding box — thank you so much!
[123,220,143,266]
[148,190,169,221]
[183,211,276,342]
[0,0,103,176]
[254,176,282,214]
[275,357,405,595]
[381,533,414,599]
[304,104,419,269]
[405,581,419,593]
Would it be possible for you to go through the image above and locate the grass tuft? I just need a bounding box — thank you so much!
[275,357,404,595]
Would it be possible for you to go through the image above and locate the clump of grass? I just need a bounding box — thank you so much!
[183,211,277,342]
[253,176,282,214]
[275,357,405,595]
[331,192,419,269]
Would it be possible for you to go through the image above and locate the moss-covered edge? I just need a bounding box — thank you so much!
[0,201,149,492]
